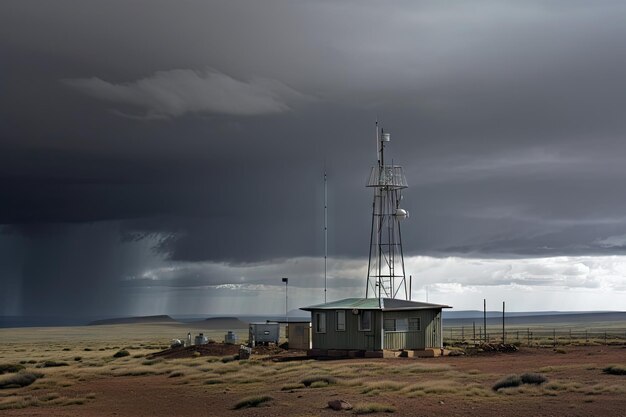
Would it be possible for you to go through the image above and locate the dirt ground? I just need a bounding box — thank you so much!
[1,345,625,417]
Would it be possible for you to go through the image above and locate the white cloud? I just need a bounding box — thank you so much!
[124,254,626,314]
[63,69,310,119]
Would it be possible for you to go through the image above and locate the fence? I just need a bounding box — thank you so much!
[443,325,626,347]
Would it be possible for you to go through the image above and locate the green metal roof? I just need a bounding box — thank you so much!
[300,297,451,311]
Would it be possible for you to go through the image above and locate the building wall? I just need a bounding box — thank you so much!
[382,309,442,349]
[310,309,382,350]
[287,322,311,350]
[310,308,443,351]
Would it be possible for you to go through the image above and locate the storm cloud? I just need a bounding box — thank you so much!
[1,1,626,317]
[64,69,309,119]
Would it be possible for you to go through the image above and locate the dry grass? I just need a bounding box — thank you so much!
[402,380,467,396]
[301,375,337,387]
[361,380,405,395]
[232,395,273,409]
[0,371,44,389]
[0,323,624,414]
[0,392,93,410]
[281,382,305,390]
[352,402,396,414]
[0,364,25,374]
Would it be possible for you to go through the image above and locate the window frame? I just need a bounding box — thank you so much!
[409,317,421,331]
[315,312,327,333]
[335,310,346,332]
[383,318,396,331]
[358,310,372,331]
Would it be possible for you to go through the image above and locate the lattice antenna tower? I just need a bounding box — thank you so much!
[365,123,410,300]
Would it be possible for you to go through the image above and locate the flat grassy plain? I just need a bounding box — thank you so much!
[0,323,625,416]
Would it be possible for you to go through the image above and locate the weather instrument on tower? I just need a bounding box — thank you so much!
[365,123,410,300]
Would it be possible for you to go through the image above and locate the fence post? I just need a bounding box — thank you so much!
[462,326,465,342]
[585,329,588,343]
[473,322,476,345]
[553,329,556,347]
[569,329,572,344]
[527,328,530,347]
[604,332,607,345]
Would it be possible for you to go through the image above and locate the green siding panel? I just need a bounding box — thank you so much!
[311,309,382,350]
[310,308,443,351]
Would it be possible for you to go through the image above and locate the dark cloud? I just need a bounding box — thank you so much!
[2,1,626,316]
[63,69,311,119]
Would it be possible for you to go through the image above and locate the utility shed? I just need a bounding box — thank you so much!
[300,298,451,353]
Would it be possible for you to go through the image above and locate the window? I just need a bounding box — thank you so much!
[409,318,421,331]
[358,310,372,331]
[384,318,408,332]
[336,310,346,331]
[315,312,326,333]
[384,319,395,331]
[396,318,409,332]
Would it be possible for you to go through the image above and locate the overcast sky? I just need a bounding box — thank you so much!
[2,1,626,319]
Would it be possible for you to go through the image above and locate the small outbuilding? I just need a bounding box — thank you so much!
[300,298,450,354]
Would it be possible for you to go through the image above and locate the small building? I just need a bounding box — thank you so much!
[299,127,452,356]
[300,298,450,353]
[249,322,280,346]
[286,321,311,350]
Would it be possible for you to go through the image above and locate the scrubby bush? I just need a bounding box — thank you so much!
[301,375,337,387]
[0,364,25,374]
[204,379,223,385]
[0,371,43,389]
[493,373,548,391]
[281,383,305,391]
[310,380,330,388]
[113,350,130,358]
[603,365,626,375]
[520,373,547,385]
[233,395,273,409]
[492,375,522,391]
[40,361,69,368]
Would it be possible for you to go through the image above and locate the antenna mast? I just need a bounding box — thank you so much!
[324,168,328,303]
[365,124,410,300]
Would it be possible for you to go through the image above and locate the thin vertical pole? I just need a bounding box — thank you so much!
[473,322,476,344]
[483,299,487,343]
[324,169,328,303]
[502,301,505,344]
[409,275,412,300]
[282,278,289,324]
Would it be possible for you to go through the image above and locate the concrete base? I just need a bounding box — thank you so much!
[307,348,327,357]
[364,350,384,358]
[382,348,449,358]
[348,350,365,358]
